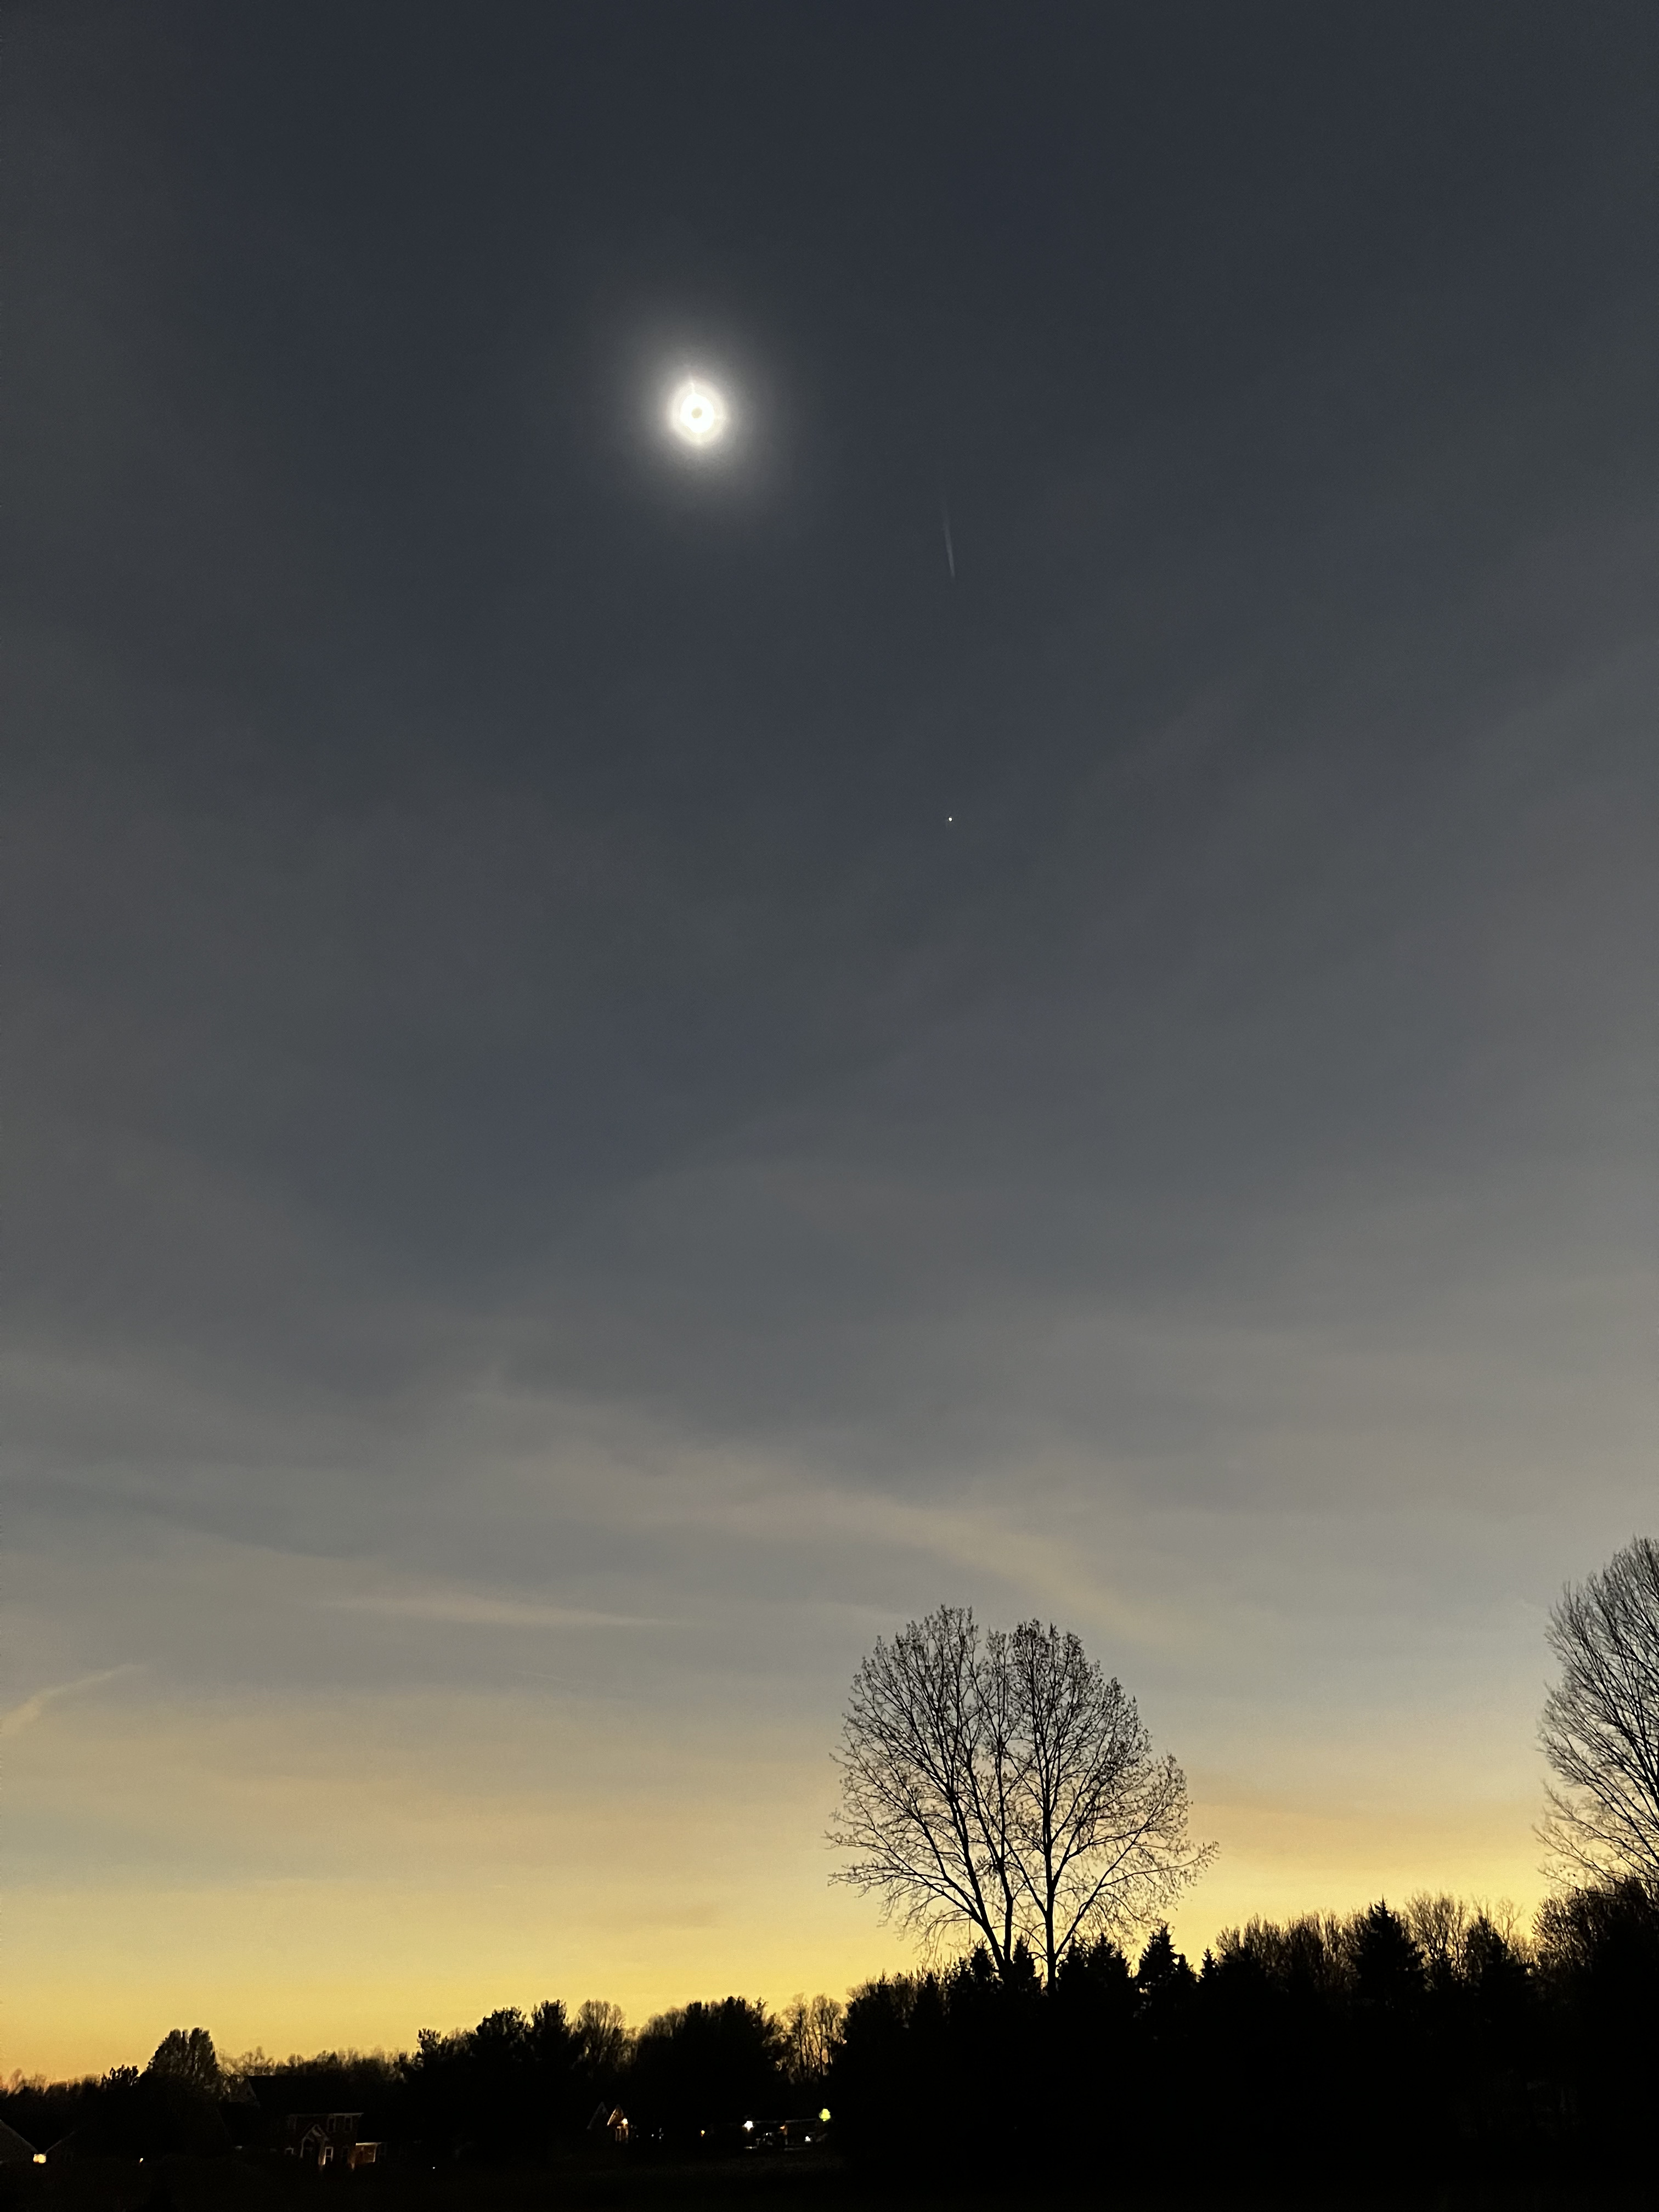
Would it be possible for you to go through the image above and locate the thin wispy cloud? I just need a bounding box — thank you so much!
[1,1664,139,1741]
[317,1588,669,1633]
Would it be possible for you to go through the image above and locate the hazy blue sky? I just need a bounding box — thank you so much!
[3,2,1654,2072]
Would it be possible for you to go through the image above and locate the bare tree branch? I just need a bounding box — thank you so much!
[1538,1535,1659,1891]
[829,1605,1214,1983]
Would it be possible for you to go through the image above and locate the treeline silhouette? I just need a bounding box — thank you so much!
[838,1881,1659,2186]
[5,1881,1655,2189]
[0,1995,832,2171]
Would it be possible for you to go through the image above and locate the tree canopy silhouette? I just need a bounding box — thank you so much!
[145,2029,222,2097]
[1539,1535,1659,1889]
[829,1604,1212,1981]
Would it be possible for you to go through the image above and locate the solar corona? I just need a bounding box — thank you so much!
[667,376,729,449]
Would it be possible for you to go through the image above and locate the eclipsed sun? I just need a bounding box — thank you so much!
[667,377,730,449]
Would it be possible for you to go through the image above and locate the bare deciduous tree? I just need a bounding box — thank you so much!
[573,1998,631,2079]
[780,1993,843,2092]
[1403,1892,1525,1990]
[1539,1534,1659,1890]
[828,1604,1214,1983]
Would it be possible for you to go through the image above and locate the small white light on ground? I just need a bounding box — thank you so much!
[668,377,729,448]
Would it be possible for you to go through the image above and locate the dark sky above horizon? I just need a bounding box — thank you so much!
[4,2,1655,2072]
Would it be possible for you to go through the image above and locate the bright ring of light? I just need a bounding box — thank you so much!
[668,377,729,449]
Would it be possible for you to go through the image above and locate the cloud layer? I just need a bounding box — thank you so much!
[2,0,1655,2075]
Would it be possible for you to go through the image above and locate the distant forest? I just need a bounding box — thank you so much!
[6,1876,1657,2190]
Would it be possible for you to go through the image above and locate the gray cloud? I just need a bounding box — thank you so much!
[3,0,1655,2064]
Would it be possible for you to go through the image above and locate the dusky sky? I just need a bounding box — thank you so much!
[3,2,1655,2076]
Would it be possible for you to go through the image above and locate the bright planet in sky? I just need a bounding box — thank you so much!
[667,376,729,449]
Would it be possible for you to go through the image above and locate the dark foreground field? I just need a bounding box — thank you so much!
[2,2153,1653,2212]
[0,2157,844,2212]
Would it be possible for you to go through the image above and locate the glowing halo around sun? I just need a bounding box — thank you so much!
[666,376,730,450]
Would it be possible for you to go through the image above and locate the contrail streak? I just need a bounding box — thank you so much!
[0,1664,139,1740]
[941,499,956,579]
